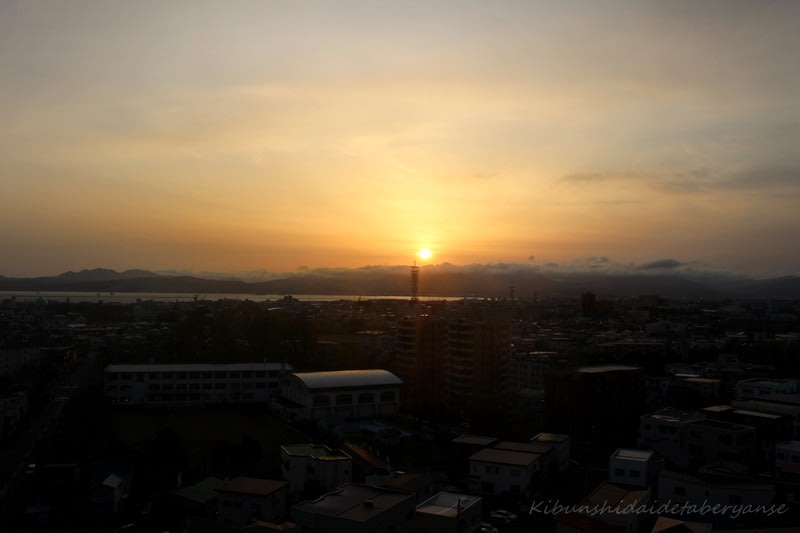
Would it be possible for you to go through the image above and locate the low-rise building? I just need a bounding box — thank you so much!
[737,378,797,401]
[609,448,661,488]
[468,446,542,499]
[657,470,774,527]
[217,477,288,528]
[415,492,482,533]
[775,440,800,479]
[555,481,651,533]
[530,433,570,473]
[280,370,402,420]
[280,444,352,499]
[684,419,757,468]
[291,483,416,533]
[104,363,291,405]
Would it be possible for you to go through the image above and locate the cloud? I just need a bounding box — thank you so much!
[638,259,684,270]
[560,166,800,195]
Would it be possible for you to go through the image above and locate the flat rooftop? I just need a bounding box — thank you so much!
[452,434,498,447]
[612,448,653,462]
[217,477,287,497]
[106,363,290,373]
[577,365,640,373]
[293,483,413,523]
[416,492,481,517]
[531,432,569,444]
[281,443,351,460]
[469,448,540,467]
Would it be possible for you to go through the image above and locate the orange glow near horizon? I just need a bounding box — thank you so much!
[1,2,799,277]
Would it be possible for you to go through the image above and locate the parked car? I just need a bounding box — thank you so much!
[479,523,499,533]
[493,509,518,521]
[489,512,512,525]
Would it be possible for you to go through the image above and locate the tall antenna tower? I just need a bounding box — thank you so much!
[410,261,420,302]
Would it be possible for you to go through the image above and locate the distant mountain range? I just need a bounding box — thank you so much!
[1,266,800,300]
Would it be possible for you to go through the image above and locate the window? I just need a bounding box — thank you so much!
[336,394,353,405]
[313,395,330,407]
[631,470,640,478]
[380,391,395,402]
[358,392,374,404]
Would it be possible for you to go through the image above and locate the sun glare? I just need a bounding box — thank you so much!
[418,248,433,260]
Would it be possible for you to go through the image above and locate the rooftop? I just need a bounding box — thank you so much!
[217,477,287,497]
[416,492,481,517]
[577,365,640,374]
[106,362,290,373]
[611,448,653,462]
[290,369,402,390]
[495,441,552,455]
[469,448,541,467]
[452,434,498,447]
[292,483,413,523]
[582,481,650,513]
[281,444,351,461]
[531,432,569,444]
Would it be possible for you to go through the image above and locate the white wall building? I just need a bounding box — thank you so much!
[415,492,482,533]
[104,363,291,405]
[280,370,402,420]
[280,443,352,498]
[468,447,542,499]
[609,448,660,488]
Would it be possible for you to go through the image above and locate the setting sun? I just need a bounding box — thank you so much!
[418,249,433,261]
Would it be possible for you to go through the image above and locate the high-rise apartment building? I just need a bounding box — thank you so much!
[393,313,510,418]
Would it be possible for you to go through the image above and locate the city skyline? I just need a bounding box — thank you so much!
[2,1,799,278]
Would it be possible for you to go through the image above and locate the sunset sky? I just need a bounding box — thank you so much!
[2,1,799,277]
